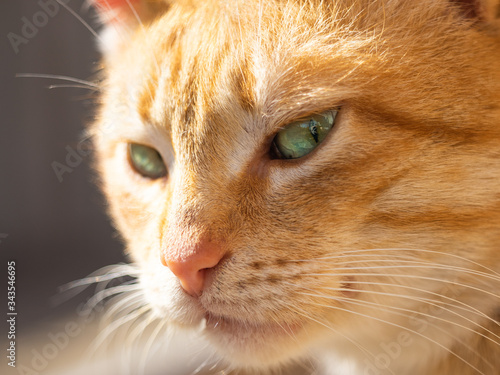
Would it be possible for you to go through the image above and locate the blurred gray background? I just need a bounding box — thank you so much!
[1,0,125,336]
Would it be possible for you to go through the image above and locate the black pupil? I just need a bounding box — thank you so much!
[309,119,319,143]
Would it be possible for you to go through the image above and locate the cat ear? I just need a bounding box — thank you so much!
[92,0,142,24]
[450,0,500,23]
[90,0,169,53]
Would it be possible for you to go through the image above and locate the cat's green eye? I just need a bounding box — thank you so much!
[272,110,338,159]
[128,143,168,179]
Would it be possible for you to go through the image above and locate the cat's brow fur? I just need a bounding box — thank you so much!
[91,0,500,374]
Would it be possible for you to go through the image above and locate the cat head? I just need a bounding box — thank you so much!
[90,0,500,371]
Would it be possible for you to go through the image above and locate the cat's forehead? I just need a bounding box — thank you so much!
[110,0,471,123]
[103,0,492,173]
[114,2,378,130]
[106,3,365,170]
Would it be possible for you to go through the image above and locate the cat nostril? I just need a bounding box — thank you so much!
[165,261,206,296]
[161,238,225,297]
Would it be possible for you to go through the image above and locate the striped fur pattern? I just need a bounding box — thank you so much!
[91,0,500,374]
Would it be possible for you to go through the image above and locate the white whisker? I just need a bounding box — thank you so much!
[125,310,156,348]
[47,84,100,90]
[59,263,137,292]
[271,314,301,346]
[332,295,496,370]
[334,259,500,283]
[84,283,141,313]
[88,305,150,356]
[294,253,500,284]
[101,290,145,323]
[138,319,168,375]
[305,272,500,300]
[290,306,394,374]
[339,248,500,277]
[300,286,500,348]
[293,248,500,279]
[56,0,102,41]
[334,279,500,330]
[54,263,138,306]
[16,73,99,88]
[192,340,223,374]
[298,298,487,375]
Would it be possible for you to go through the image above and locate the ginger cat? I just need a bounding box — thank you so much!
[89,0,500,374]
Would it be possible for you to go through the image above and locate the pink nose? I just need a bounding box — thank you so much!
[161,236,225,297]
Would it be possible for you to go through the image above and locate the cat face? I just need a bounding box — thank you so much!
[92,0,500,372]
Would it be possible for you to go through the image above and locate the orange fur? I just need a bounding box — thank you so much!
[91,0,500,373]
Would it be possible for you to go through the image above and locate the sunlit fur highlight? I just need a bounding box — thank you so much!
[90,0,500,374]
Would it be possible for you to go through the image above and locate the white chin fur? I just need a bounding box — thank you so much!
[139,260,205,327]
[140,259,313,371]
